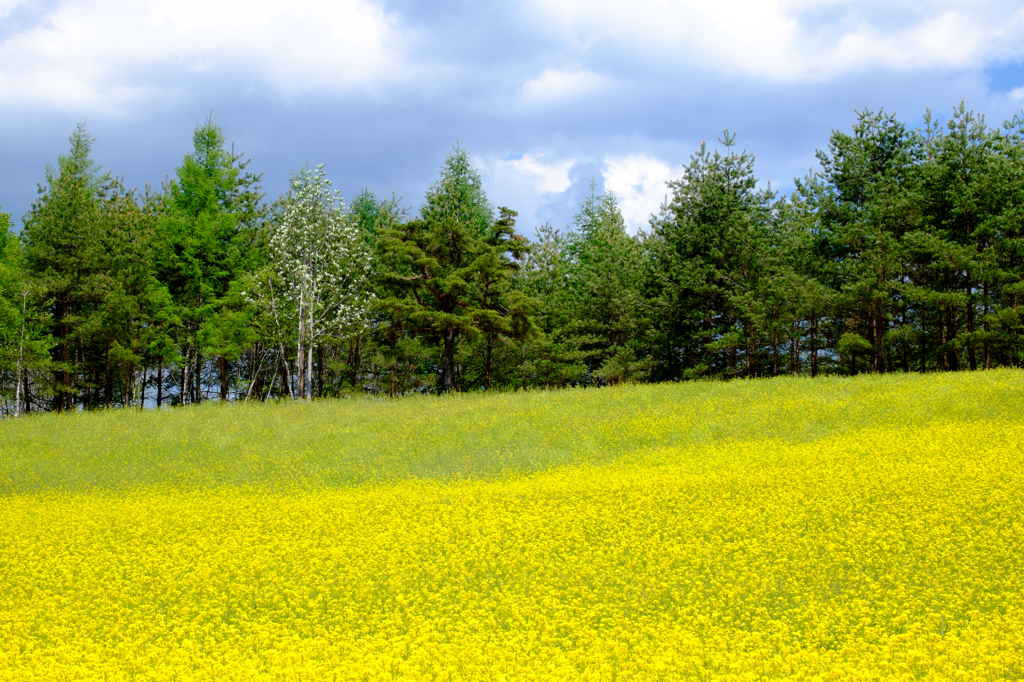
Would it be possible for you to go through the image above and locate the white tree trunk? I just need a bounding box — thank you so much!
[14,291,27,418]
[306,340,314,400]
[306,302,315,400]
[296,292,306,400]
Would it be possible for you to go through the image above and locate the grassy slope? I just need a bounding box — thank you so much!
[1,369,1021,493]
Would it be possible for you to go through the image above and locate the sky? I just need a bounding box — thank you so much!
[2,0,1024,236]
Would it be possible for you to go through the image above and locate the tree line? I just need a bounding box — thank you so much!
[2,103,1024,415]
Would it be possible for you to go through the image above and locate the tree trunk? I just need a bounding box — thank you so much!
[280,353,292,399]
[194,353,202,404]
[441,328,456,393]
[920,321,928,373]
[901,306,910,373]
[305,304,314,401]
[966,294,977,371]
[941,309,949,371]
[56,295,69,413]
[729,317,737,373]
[871,306,884,373]
[296,313,306,400]
[485,335,493,390]
[125,363,133,409]
[220,355,230,401]
[772,330,779,377]
[180,351,188,405]
[810,314,818,378]
[317,344,324,398]
[305,342,313,401]
[157,365,163,408]
[104,342,112,409]
[791,335,798,376]
[13,292,26,417]
[350,335,362,391]
[984,282,991,369]
[948,307,960,371]
[746,324,753,379]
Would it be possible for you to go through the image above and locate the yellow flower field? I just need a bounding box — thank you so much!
[1,372,1023,680]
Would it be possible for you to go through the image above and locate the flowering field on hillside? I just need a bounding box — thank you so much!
[1,372,1023,680]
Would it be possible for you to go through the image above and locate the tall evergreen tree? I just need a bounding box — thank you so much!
[799,110,916,373]
[513,224,587,388]
[21,123,110,410]
[568,184,647,383]
[648,132,774,379]
[379,144,509,393]
[156,117,263,404]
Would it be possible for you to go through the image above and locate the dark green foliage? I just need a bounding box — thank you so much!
[567,185,646,383]
[8,105,1024,416]
[647,132,777,380]
[0,207,52,416]
[376,145,532,393]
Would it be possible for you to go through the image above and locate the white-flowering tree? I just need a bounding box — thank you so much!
[269,164,371,399]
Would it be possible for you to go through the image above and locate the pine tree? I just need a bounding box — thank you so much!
[21,123,110,410]
[801,110,916,374]
[568,184,646,383]
[379,144,510,393]
[648,132,774,379]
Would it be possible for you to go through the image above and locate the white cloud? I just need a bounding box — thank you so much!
[526,0,1024,81]
[482,152,677,233]
[508,153,574,194]
[602,155,677,233]
[520,69,611,104]
[477,152,575,230]
[0,0,403,110]
[480,152,573,195]
[0,0,29,19]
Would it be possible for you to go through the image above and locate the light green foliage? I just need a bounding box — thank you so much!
[0,208,51,417]
[14,107,1024,413]
[421,142,493,239]
[513,223,587,387]
[158,117,264,403]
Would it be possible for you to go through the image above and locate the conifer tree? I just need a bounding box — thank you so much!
[648,132,774,379]
[514,224,587,388]
[21,123,109,410]
[568,184,646,383]
[379,144,512,393]
[156,117,263,404]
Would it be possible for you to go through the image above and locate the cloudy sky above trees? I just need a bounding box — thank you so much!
[2,0,1024,233]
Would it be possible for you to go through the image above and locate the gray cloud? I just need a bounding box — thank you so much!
[2,0,1023,234]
